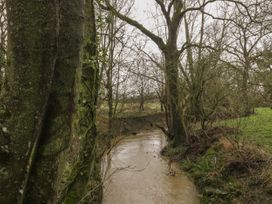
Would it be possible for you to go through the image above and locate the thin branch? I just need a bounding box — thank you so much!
[98,0,166,50]
[154,0,171,24]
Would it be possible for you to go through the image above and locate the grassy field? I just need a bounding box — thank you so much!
[219,107,272,152]
[97,100,162,118]
[163,107,272,203]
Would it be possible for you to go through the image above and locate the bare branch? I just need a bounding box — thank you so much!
[154,0,171,24]
[98,0,166,50]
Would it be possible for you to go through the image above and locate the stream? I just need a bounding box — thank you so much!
[102,129,199,204]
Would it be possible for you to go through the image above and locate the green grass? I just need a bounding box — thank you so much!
[98,101,162,118]
[162,107,272,203]
[181,148,241,204]
[219,107,272,152]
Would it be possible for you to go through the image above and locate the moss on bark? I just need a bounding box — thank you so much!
[164,49,188,146]
[58,0,102,203]
[0,0,58,203]
[25,0,85,203]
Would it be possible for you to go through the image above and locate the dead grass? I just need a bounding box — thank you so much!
[163,127,272,203]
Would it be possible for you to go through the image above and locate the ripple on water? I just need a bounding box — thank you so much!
[102,129,199,204]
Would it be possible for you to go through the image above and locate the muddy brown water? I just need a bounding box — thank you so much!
[102,129,199,204]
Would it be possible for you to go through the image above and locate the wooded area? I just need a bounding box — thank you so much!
[0,0,271,203]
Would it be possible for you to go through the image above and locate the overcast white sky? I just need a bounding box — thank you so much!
[133,0,157,26]
[130,0,162,52]
[122,0,221,54]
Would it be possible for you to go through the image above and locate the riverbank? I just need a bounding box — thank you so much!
[163,108,272,203]
[97,112,165,136]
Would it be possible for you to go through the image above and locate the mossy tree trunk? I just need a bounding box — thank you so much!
[59,0,102,203]
[164,48,187,146]
[0,0,100,202]
[0,0,59,203]
[25,0,85,203]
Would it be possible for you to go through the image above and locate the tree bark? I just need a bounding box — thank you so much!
[58,0,102,202]
[0,0,59,203]
[24,0,85,203]
[164,48,187,146]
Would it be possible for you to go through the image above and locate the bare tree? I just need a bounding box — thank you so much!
[97,0,133,134]
[223,1,272,115]
[181,7,228,129]
[97,0,260,146]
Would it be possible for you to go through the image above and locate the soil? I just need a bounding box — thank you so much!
[98,113,165,136]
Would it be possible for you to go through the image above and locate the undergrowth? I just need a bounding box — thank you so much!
[162,126,272,203]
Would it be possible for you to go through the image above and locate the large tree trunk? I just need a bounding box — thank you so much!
[25,0,85,203]
[164,48,187,146]
[0,0,59,203]
[58,0,102,202]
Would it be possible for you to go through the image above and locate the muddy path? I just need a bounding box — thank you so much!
[102,129,199,204]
